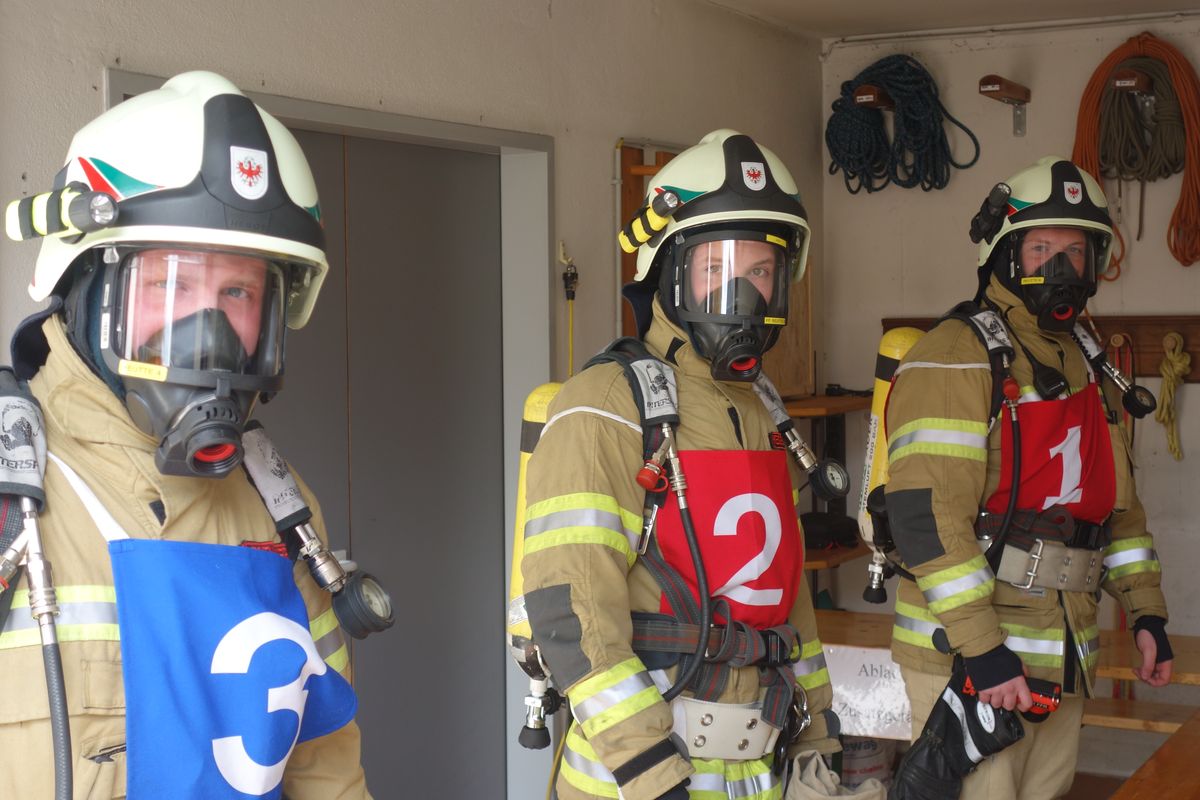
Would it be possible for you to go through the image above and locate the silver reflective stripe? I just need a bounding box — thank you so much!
[524,508,636,543]
[941,687,983,763]
[894,361,990,374]
[313,626,346,662]
[1077,635,1100,660]
[895,614,940,636]
[922,566,993,604]
[888,428,988,455]
[793,651,827,676]
[1,600,117,633]
[688,772,727,792]
[562,741,616,783]
[728,769,779,799]
[1005,635,1064,656]
[1104,548,1157,569]
[571,670,655,725]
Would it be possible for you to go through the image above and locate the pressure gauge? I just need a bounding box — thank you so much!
[810,460,851,502]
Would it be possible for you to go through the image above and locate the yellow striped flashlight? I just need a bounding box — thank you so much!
[618,190,681,254]
[5,186,118,241]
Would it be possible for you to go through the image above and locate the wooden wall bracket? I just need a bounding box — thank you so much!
[882,314,1200,382]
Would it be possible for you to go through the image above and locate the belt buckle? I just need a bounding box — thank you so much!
[1015,539,1045,590]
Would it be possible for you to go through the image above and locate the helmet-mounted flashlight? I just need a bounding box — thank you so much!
[5,183,119,241]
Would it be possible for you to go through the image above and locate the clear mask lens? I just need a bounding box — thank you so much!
[1017,228,1101,287]
[116,248,287,376]
[681,237,789,321]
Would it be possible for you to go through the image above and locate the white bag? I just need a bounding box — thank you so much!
[784,750,887,800]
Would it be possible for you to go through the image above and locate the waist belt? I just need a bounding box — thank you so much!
[976,505,1112,552]
[673,697,781,761]
[991,540,1105,592]
[631,614,799,670]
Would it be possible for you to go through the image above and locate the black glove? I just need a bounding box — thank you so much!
[889,657,1024,800]
[1133,615,1174,663]
[655,780,690,800]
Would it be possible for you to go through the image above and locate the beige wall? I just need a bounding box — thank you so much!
[0,0,824,378]
[821,19,1200,644]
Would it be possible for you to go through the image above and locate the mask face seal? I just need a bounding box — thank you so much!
[667,227,799,381]
[1007,227,1103,333]
[95,246,305,477]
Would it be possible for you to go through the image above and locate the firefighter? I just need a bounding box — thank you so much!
[0,71,371,799]
[884,156,1173,799]
[521,130,838,800]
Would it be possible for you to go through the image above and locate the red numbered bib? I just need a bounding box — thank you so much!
[985,386,1116,524]
[654,449,803,629]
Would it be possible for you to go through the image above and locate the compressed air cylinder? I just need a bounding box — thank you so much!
[857,327,924,543]
[507,383,562,657]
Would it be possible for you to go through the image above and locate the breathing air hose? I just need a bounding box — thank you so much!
[1073,31,1200,276]
[660,428,711,703]
[985,377,1023,574]
[826,54,980,194]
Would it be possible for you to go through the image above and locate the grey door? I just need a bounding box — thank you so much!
[258,129,505,797]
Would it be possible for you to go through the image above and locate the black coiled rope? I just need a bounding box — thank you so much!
[826,54,980,193]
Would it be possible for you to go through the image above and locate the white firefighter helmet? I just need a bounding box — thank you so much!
[30,70,327,329]
[632,129,811,282]
[976,156,1114,270]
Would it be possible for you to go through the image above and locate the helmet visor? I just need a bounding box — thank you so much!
[1015,227,1103,289]
[113,248,287,377]
[679,232,793,324]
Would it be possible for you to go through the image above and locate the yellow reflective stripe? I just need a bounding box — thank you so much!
[796,666,830,690]
[888,417,989,464]
[893,600,940,649]
[917,554,994,614]
[310,607,338,641]
[523,492,640,565]
[1103,536,1161,579]
[526,492,641,532]
[572,657,646,702]
[561,724,620,798]
[325,643,349,673]
[0,623,121,650]
[793,638,830,689]
[579,685,661,738]
[8,584,116,607]
[1000,622,1065,667]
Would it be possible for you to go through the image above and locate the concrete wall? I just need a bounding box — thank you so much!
[0,0,825,378]
[822,19,1200,646]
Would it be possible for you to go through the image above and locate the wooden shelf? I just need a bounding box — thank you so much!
[805,541,871,571]
[883,314,1200,382]
[1083,698,1195,734]
[784,394,872,418]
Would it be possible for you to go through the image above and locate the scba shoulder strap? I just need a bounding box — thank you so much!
[939,301,1015,423]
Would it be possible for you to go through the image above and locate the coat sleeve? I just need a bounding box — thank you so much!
[284,480,373,800]
[883,324,1006,658]
[1099,396,1167,623]
[521,369,693,800]
[784,466,839,756]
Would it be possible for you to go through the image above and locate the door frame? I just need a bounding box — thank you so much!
[106,69,554,799]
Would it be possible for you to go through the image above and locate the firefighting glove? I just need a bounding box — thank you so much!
[0,367,47,511]
[889,657,1024,800]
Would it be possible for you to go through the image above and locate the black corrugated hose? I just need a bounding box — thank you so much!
[826,54,980,194]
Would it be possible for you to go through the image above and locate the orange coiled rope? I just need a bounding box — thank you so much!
[1072,31,1200,279]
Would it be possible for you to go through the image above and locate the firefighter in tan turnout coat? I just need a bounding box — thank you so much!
[884,157,1173,800]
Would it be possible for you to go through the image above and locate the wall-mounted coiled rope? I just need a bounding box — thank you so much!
[1073,32,1200,278]
[826,54,980,194]
[1155,332,1190,460]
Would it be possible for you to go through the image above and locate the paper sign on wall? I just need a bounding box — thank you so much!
[824,644,912,740]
